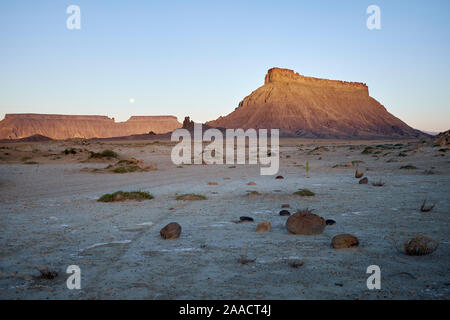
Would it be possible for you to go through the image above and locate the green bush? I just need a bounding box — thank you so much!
[293,189,315,196]
[98,191,153,202]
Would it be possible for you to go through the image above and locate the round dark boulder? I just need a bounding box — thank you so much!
[359,177,368,184]
[279,210,291,216]
[286,211,326,235]
[160,222,182,240]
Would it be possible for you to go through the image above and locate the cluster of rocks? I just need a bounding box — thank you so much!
[159,206,359,249]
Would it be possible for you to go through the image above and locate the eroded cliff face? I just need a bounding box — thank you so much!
[207,67,424,139]
[0,114,181,140]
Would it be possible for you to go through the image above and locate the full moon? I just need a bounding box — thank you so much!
[129,98,135,104]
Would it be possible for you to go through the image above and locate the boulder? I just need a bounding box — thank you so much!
[160,222,182,240]
[332,234,359,249]
[239,216,254,222]
[256,221,271,232]
[359,177,368,184]
[286,211,326,235]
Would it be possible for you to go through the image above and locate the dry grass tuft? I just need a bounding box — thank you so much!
[37,267,58,280]
[238,248,255,265]
[403,234,439,256]
[293,189,315,196]
[98,191,154,202]
[420,199,435,212]
[176,194,207,201]
[372,180,385,187]
[288,259,304,269]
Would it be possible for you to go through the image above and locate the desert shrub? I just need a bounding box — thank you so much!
[372,180,385,187]
[89,149,118,159]
[176,194,207,200]
[361,146,374,154]
[98,191,153,202]
[400,165,417,170]
[63,148,77,155]
[403,234,439,256]
[398,151,408,157]
[23,161,38,165]
[246,190,260,196]
[113,166,139,173]
[37,267,58,280]
[420,200,435,212]
[293,189,315,196]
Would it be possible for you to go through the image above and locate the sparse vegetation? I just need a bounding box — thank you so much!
[63,148,77,155]
[238,248,255,265]
[113,166,139,173]
[23,161,39,165]
[176,194,207,201]
[89,149,118,159]
[361,146,374,154]
[372,180,385,187]
[288,259,304,269]
[293,189,315,196]
[400,164,417,170]
[403,234,439,256]
[98,191,154,202]
[37,267,58,280]
[246,190,260,196]
[420,200,435,212]
[305,161,310,178]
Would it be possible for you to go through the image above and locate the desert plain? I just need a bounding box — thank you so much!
[0,137,448,299]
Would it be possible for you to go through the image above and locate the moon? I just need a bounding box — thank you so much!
[129,98,135,104]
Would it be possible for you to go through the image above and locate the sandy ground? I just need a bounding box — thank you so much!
[0,138,448,299]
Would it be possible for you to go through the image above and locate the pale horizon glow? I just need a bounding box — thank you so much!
[0,0,449,132]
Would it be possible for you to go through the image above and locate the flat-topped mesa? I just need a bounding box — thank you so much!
[264,67,369,94]
[206,67,424,139]
[4,113,114,121]
[0,113,182,139]
[127,115,179,121]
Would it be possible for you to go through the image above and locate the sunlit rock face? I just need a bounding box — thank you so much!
[0,114,181,140]
[207,67,424,139]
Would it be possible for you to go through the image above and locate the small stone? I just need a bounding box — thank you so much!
[207,182,218,185]
[326,219,336,226]
[160,222,182,240]
[332,234,359,249]
[359,177,368,184]
[256,221,271,232]
[275,175,284,179]
[279,210,291,216]
[239,216,254,222]
[281,204,290,208]
[247,181,256,185]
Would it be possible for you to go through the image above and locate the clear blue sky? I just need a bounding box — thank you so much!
[0,0,449,132]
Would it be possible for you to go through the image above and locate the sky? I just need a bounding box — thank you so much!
[0,0,449,132]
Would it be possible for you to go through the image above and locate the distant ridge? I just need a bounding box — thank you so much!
[0,113,181,140]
